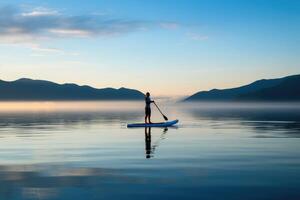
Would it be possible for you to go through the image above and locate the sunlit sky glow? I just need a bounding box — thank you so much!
[0,0,299,96]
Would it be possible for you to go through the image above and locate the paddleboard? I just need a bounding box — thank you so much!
[127,119,179,128]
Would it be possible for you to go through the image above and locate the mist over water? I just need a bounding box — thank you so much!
[0,101,300,200]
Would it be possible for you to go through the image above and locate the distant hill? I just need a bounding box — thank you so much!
[0,78,144,100]
[184,74,300,102]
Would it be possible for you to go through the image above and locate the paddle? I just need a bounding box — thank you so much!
[154,102,168,121]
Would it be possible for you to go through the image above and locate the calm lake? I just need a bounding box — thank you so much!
[0,101,300,200]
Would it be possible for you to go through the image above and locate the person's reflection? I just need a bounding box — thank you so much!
[145,127,168,159]
[145,127,152,159]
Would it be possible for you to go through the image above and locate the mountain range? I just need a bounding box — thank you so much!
[0,78,144,100]
[184,74,300,102]
[1,75,299,102]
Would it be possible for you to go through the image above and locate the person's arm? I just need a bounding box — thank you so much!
[146,97,154,104]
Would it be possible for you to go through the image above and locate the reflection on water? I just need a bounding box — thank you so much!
[180,103,300,137]
[145,128,168,159]
[0,102,300,200]
[145,127,152,159]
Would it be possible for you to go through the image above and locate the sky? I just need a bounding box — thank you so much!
[0,0,299,96]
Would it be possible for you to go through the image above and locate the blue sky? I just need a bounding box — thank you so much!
[0,0,299,96]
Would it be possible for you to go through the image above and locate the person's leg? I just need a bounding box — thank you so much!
[148,110,152,123]
[145,108,151,123]
[145,108,148,123]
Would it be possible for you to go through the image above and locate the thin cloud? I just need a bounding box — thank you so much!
[30,44,79,56]
[21,7,60,17]
[0,5,202,55]
[187,32,209,41]
[2,42,79,56]
[48,29,92,37]
[0,5,147,43]
[160,22,179,30]
[29,44,65,54]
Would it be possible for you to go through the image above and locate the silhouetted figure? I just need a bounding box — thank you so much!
[145,92,154,124]
[145,127,152,159]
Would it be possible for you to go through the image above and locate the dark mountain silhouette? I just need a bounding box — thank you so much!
[0,78,144,100]
[184,74,300,102]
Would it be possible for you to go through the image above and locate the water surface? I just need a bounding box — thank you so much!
[0,101,300,200]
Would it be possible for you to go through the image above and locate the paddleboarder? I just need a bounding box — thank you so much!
[145,92,154,124]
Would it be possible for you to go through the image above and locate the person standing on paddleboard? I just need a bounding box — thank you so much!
[145,92,154,124]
